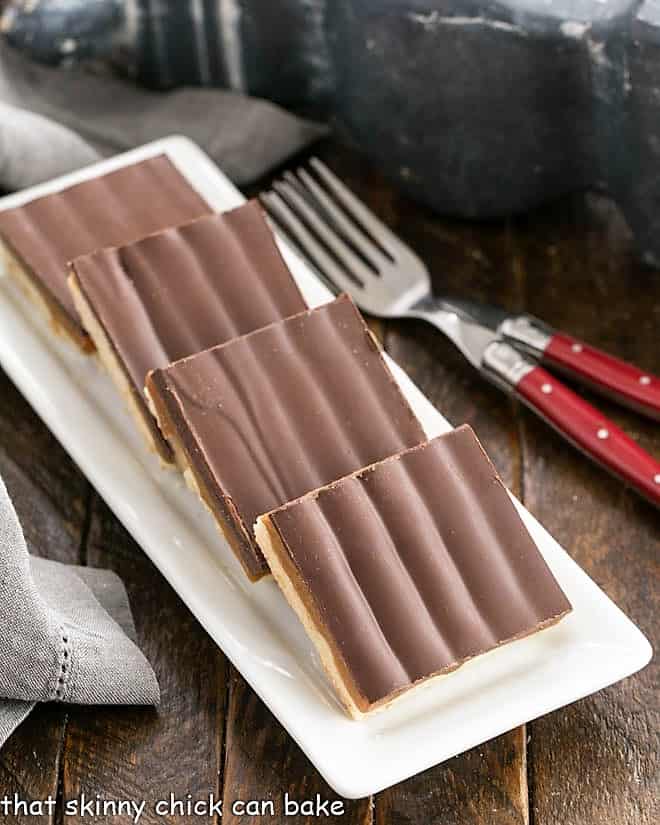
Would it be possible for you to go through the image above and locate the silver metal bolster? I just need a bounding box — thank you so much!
[499,316,552,356]
[482,341,535,389]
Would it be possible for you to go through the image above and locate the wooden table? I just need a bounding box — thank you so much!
[0,139,657,825]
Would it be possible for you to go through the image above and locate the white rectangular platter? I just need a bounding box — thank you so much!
[0,136,651,799]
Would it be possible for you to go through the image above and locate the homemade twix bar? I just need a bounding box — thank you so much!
[69,201,306,461]
[146,295,426,580]
[0,154,210,350]
[256,425,571,718]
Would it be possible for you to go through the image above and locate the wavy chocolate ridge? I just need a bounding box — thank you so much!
[71,201,306,420]
[266,425,572,709]
[147,295,426,578]
[0,155,211,335]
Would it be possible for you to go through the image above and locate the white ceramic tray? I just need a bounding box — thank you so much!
[0,137,651,799]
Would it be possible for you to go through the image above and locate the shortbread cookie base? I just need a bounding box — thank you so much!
[256,515,366,718]
[1,237,93,352]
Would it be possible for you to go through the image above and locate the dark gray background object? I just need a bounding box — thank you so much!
[2,0,660,265]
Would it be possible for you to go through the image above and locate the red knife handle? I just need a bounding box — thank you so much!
[542,333,660,421]
[516,366,660,506]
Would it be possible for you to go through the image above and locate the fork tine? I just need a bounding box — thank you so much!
[260,191,365,298]
[309,158,404,256]
[292,168,390,270]
[260,192,340,297]
[273,179,377,285]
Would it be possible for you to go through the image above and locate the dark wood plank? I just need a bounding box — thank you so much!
[302,145,530,825]
[376,728,528,825]
[61,495,228,824]
[0,368,88,824]
[0,707,67,825]
[514,192,660,825]
[376,325,529,824]
[221,671,372,825]
[379,326,529,825]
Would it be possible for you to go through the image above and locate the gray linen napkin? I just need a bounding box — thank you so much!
[0,102,100,190]
[0,42,326,192]
[0,476,159,749]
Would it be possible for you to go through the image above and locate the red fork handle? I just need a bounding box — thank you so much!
[542,333,660,421]
[516,366,660,506]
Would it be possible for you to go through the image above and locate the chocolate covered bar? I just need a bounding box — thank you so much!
[256,425,572,718]
[69,201,306,461]
[146,295,426,580]
[0,154,210,350]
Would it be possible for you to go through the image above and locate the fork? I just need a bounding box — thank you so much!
[260,158,660,506]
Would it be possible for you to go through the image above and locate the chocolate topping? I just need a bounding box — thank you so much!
[0,155,210,337]
[72,201,306,418]
[268,425,572,708]
[147,295,426,579]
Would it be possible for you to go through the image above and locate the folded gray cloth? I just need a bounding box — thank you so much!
[0,42,326,192]
[0,102,100,190]
[0,476,159,749]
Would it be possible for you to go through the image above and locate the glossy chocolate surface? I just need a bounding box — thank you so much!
[0,154,210,334]
[72,201,306,406]
[148,295,426,578]
[269,425,572,705]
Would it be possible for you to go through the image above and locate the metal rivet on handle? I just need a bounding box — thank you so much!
[597,428,609,440]
[640,375,651,385]
[571,343,583,353]
[541,383,553,394]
